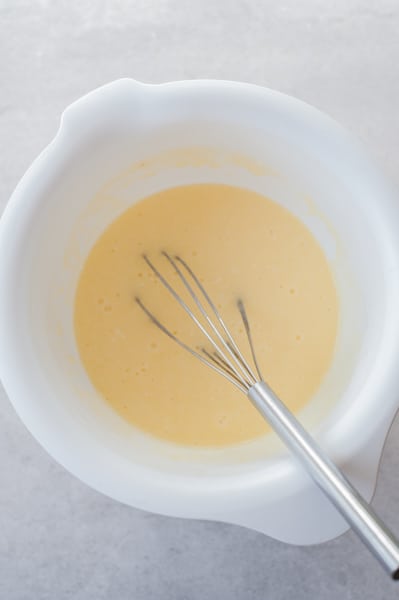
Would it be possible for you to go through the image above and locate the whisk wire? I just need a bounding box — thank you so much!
[201,348,248,389]
[135,296,248,393]
[237,299,264,381]
[140,254,252,391]
[174,255,258,384]
[161,252,256,387]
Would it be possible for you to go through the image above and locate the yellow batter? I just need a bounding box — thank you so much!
[74,184,338,446]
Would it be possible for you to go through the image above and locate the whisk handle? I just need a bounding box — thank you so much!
[248,381,399,580]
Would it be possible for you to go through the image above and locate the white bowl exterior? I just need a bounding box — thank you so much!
[1,79,399,544]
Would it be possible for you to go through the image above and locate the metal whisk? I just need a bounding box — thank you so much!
[136,251,399,579]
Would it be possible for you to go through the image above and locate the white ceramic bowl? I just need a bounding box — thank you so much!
[1,79,399,545]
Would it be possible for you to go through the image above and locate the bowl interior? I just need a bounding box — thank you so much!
[23,135,378,465]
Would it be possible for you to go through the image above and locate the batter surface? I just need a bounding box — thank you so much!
[74,184,338,446]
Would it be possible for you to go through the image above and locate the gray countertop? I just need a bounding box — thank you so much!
[1,1,399,598]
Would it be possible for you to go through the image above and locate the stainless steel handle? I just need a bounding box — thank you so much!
[248,381,399,579]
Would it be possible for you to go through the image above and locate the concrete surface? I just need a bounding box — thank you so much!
[1,1,399,598]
